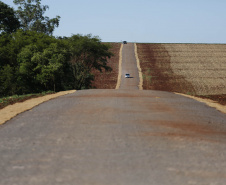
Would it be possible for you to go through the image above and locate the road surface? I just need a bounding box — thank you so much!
[1,43,226,185]
[120,43,139,90]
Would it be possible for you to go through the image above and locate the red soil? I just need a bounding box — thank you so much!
[91,43,121,89]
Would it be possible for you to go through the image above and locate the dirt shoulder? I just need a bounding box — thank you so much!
[175,93,226,114]
[0,90,76,125]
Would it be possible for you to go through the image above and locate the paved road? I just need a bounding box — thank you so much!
[120,43,139,90]
[1,43,226,185]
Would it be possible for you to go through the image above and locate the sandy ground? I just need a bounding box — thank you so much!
[115,44,123,89]
[0,90,76,125]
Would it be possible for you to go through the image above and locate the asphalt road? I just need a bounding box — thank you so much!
[1,43,226,185]
[120,43,139,90]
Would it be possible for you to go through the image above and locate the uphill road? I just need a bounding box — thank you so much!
[1,43,226,185]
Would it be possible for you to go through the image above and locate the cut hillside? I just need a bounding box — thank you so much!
[91,43,121,89]
[137,43,226,105]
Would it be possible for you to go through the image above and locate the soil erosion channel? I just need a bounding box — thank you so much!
[1,43,226,185]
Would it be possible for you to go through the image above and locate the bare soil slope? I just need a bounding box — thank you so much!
[137,43,226,105]
[91,43,121,89]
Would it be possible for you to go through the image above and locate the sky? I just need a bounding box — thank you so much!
[2,0,226,43]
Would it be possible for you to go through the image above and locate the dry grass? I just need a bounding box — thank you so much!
[163,44,226,95]
[137,43,226,105]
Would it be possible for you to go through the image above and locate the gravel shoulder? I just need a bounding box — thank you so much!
[175,93,226,114]
[0,90,76,125]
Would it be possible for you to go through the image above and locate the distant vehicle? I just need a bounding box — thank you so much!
[123,41,127,44]
[125,73,130,78]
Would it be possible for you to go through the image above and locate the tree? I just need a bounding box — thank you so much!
[0,31,114,96]
[0,1,20,33]
[0,30,57,69]
[0,30,60,96]
[0,65,17,96]
[13,0,60,35]
[17,41,72,93]
[68,34,113,89]
[32,43,69,91]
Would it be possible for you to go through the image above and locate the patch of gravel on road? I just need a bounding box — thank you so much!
[0,90,76,125]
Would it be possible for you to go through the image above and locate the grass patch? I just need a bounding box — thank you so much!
[0,91,55,110]
[143,69,152,87]
[186,92,196,96]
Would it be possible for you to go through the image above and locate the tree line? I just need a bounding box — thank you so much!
[0,0,113,97]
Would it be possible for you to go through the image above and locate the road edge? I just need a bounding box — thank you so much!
[175,92,226,114]
[0,90,76,125]
[116,44,123,89]
[134,43,143,90]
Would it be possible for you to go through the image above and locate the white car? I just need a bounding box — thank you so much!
[125,74,130,78]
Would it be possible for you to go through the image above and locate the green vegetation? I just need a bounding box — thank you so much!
[0,91,54,109]
[13,0,60,35]
[0,1,20,33]
[186,92,195,96]
[143,69,152,87]
[0,0,113,98]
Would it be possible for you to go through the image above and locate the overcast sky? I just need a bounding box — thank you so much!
[3,0,226,43]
